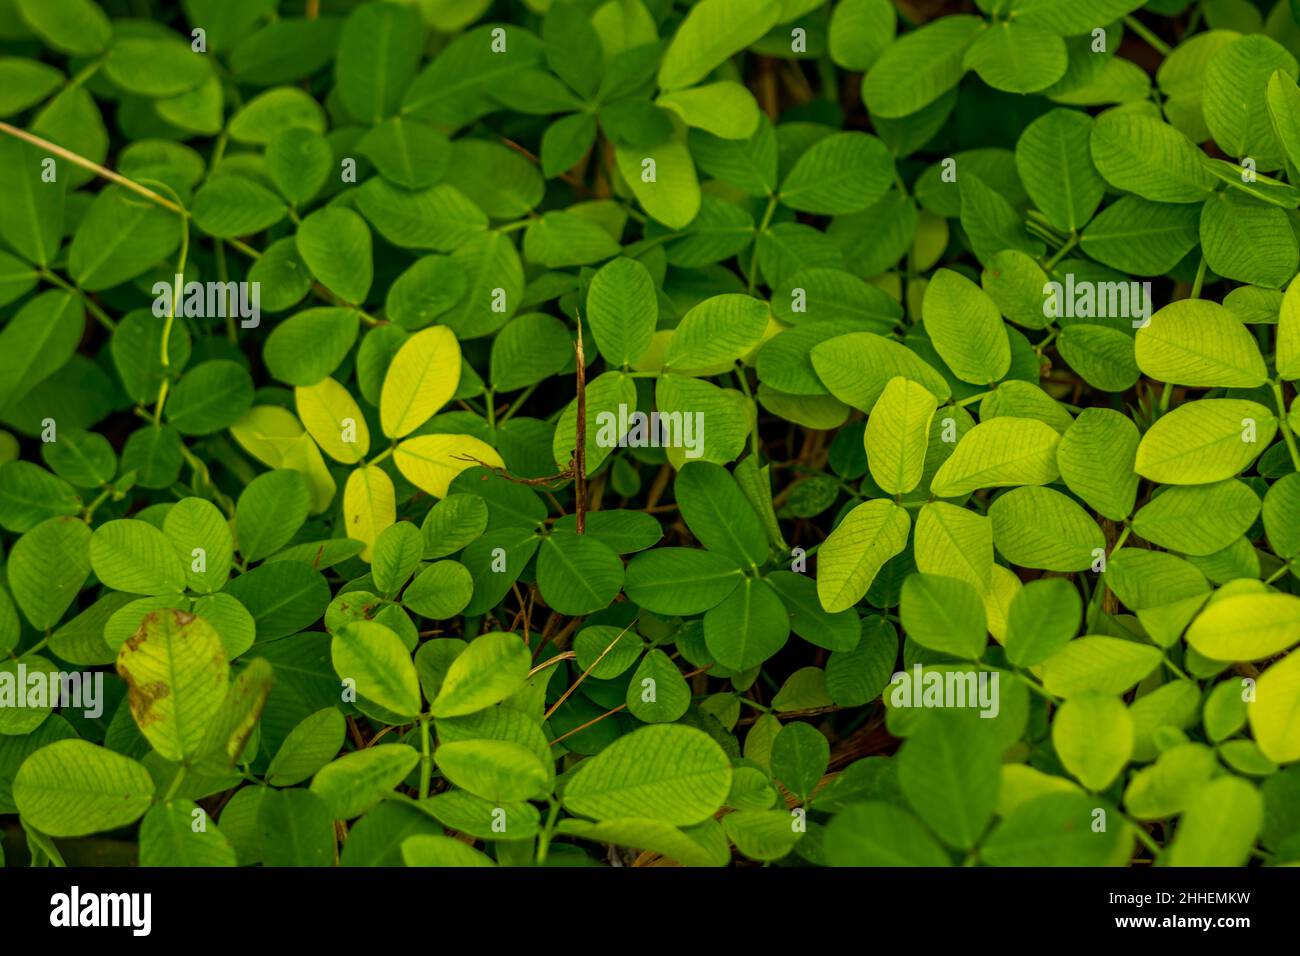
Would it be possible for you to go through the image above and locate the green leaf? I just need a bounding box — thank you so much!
[8,516,90,630]
[403,560,474,620]
[829,0,896,72]
[658,82,760,140]
[1167,776,1262,866]
[614,136,701,230]
[1079,196,1201,276]
[257,788,335,867]
[665,293,769,371]
[563,724,733,825]
[825,802,950,866]
[0,136,64,268]
[914,500,993,591]
[68,185,180,291]
[1005,578,1082,667]
[1089,112,1215,202]
[1131,480,1260,556]
[626,649,692,723]
[1014,108,1105,233]
[657,0,781,91]
[266,127,332,205]
[163,497,233,594]
[14,740,153,837]
[816,498,910,612]
[989,486,1104,572]
[104,37,210,97]
[335,1,423,123]
[704,575,790,669]
[625,547,744,614]
[402,833,495,867]
[434,739,548,802]
[585,258,657,369]
[296,207,373,305]
[266,708,347,787]
[236,469,310,562]
[963,21,1066,95]
[331,621,422,719]
[675,461,768,567]
[139,800,236,867]
[897,711,1002,849]
[779,132,894,215]
[864,376,938,496]
[1279,273,1300,380]
[1136,298,1269,387]
[1134,399,1276,485]
[1187,592,1300,661]
[115,609,230,762]
[1053,694,1133,790]
[922,268,1011,385]
[15,0,112,55]
[812,332,951,412]
[1250,650,1300,763]
[167,360,254,436]
[536,530,624,616]
[91,518,186,595]
[430,631,530,718]
[1039,636,1162,697]
[191,175,287,239]
[930,417,1061,499]
[1208,191,1299,290]
[310,744,420,820]
[900,573,987,659]
[1056,408,1139,521]
[0,292,83,418]
[1204,35,1297,169]
[863,15,983,119]
[983,792,1131,866]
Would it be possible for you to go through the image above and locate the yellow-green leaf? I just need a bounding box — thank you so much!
[295,377,370,463]
[379,325,462,439]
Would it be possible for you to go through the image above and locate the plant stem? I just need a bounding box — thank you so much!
[1190,255,1207,298]
[0,122,188,216]
[747,194,780,294]
[1042,232,1078,271]
[1123,15,1172,56]
[1272,379,1300,470]
[418,717,431,800]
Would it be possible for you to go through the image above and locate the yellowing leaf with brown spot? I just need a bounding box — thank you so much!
[344,465,395,562]
[379,325,461,439]
[395,434,503,498]
[295,377,370,463]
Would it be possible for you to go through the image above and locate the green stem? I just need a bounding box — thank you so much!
[1123,14,1172,56]
[162,766,188,802]
[499,383,539,424]
[1042,233,1078,271]
[418,717,432,801]
[1272,379,1300,470]
[733,367,761,459]
[536,798,561,864]
[747,195,780,295]
[146,180,191,426]
[1126,816,1162,857]
[39,270,115,331]
[81,486,113,522]
[1190,255,1208,299]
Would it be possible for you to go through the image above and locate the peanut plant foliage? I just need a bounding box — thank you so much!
[1,0,1299,870]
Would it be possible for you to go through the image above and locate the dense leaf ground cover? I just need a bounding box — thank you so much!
[0,0,1299,869]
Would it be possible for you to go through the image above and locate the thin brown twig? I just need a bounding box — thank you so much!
[0,121,188,216]
[542,617,638,722]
